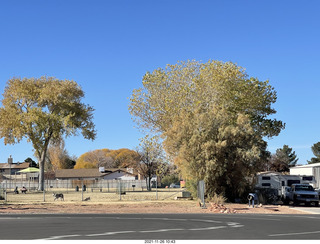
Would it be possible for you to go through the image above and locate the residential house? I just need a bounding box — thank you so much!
[55,168,107,180]
[101,168,138,180]
[0,162,30,179]
[54,168,144,189]
[55,168,140,181]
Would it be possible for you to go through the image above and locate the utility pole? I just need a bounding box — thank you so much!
[8,155,13,190]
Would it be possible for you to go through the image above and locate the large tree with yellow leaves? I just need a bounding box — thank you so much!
[129,60,284,200]
[0,76,96,190]
[75,148,140,169]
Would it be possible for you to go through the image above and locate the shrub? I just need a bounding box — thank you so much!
[210,193,227,205]
[161,174,180,187]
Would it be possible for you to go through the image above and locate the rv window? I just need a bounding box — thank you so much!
[302,176,313,181]
[262,183,271,187]
[262,176,271,180]
[287,180,300,186]
[295,185,314,191]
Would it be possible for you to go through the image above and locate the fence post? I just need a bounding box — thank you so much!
[155,178,158,200]
[118,180,121,201]
[81,179,84,201]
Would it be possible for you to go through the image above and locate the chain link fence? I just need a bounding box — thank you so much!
[0,179,184,203]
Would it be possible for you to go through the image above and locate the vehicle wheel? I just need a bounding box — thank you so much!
[283,198,289,205]
[315,202,319,207]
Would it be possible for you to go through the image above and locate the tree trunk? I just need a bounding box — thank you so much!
[145,177,152,191]
[147,177,152,191]
[38,156,45,191]
[145,178,148,191]
[38,138,50,191]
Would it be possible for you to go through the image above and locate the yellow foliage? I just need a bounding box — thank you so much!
[74,148,139,169]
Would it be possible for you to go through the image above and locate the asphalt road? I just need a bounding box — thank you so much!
[1,213,320,240]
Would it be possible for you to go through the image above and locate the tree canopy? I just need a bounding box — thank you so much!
[135,135,164,191]
[164,108,268,200]
[47,139,75,171]
[24,157,37,168]
[75,148,140,169]
[129,60,284,200]
[267,145,298,172]
[308,142,320,164]
[0,76,96,190]
[129,60,284,137]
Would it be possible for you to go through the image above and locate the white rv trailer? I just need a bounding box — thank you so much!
[290,163,320,189]
[254,172,316,204]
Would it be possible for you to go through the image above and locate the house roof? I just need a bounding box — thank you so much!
[0,162,30,169]
[102,168,139,176]
[104,168,130,173]
[104,169,136,177]
[55,168,107,179]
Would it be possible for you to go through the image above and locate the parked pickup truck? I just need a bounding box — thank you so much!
[282,184,319,207]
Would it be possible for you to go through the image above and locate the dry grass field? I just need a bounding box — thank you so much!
[0,189,304,215]
[2,188,183,203]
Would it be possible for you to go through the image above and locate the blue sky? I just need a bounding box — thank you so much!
[0,0,319,165]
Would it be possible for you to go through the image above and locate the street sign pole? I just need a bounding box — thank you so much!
[8,156,13,190]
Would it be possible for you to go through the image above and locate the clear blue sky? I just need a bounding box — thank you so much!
[0,0,319,165]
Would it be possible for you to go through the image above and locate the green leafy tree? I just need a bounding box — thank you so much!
[156,162,177,186]
[308,142,320,164]
[129,60,284,200]
[0,76,96,190]
[267,145,298,172]
[24,157,38,168]
[161,174,180,187]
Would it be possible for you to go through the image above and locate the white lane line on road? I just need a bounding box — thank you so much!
[227,222,244,228]
[86,231,136,237]
[227,222,240,226]
[39,234,81,240]
[189,219,222,223]
[140,228,185,233]
[163,218,188,222]
[189,226,227,231]
[0,217,21,220]
[87,225,228,236]
[36,216,244,239]
[269,230,320,237]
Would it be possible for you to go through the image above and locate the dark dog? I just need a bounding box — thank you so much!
[53,193,64,201]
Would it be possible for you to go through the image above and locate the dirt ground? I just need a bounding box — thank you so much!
[0,200,306,215]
